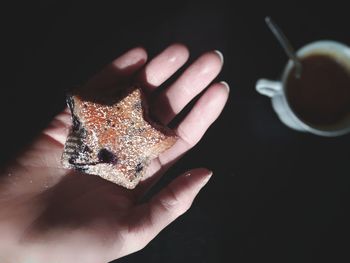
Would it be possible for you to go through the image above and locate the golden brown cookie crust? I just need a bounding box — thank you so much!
[61,87,177,189]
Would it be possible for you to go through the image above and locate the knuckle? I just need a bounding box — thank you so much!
[176,125,197,149]
[159,185,179,212]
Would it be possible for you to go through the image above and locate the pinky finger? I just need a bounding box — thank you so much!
[158,81,230,167]
[137,81,230,194]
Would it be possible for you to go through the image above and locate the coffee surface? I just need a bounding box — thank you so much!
[286,54,350,127]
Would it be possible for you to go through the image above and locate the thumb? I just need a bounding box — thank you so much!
[126,168,212,253]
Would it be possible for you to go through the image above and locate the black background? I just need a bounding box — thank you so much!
[3,1,350,262]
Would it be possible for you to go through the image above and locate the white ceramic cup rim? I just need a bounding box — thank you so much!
[279,40,350,137]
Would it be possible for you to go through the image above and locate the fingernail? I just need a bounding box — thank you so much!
[220,81,230,92]
[201,171,213,186]
[214,50,224,64]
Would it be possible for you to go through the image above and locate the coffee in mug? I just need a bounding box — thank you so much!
[256,40,350,137]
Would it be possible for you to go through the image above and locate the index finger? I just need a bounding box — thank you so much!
[84,47,148,92]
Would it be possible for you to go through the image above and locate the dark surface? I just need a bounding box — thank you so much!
[3,1,350,262]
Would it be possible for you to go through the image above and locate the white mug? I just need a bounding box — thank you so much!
[256,40,350,137]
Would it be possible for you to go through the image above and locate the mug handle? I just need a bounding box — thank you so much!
[255,79,282,97]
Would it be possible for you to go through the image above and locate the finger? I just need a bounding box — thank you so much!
[84,47,148,92]
[152,50,223,125]
[160,81,229,164]
[137,43,189,92]
[125,168,212,253]
[42,110,71,145]
[136,81,229,196]
[43,48,148,146]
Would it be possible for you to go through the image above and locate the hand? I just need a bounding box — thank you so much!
[0,44,229,263]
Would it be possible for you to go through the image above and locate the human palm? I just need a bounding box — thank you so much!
[0,44,228,263]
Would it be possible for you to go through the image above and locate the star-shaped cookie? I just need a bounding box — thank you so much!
[61,87,177,189]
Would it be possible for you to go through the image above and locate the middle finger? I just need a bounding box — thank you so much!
[151,50,223,125]
[138,43,190,92]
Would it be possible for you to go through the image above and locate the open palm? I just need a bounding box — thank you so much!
[0,44,228,263]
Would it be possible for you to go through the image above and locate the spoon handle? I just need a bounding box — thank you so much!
[265,16,302,78]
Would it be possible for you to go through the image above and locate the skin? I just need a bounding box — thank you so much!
[0,44,229,263]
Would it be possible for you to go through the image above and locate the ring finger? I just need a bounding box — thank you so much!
[151,50,223,125]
